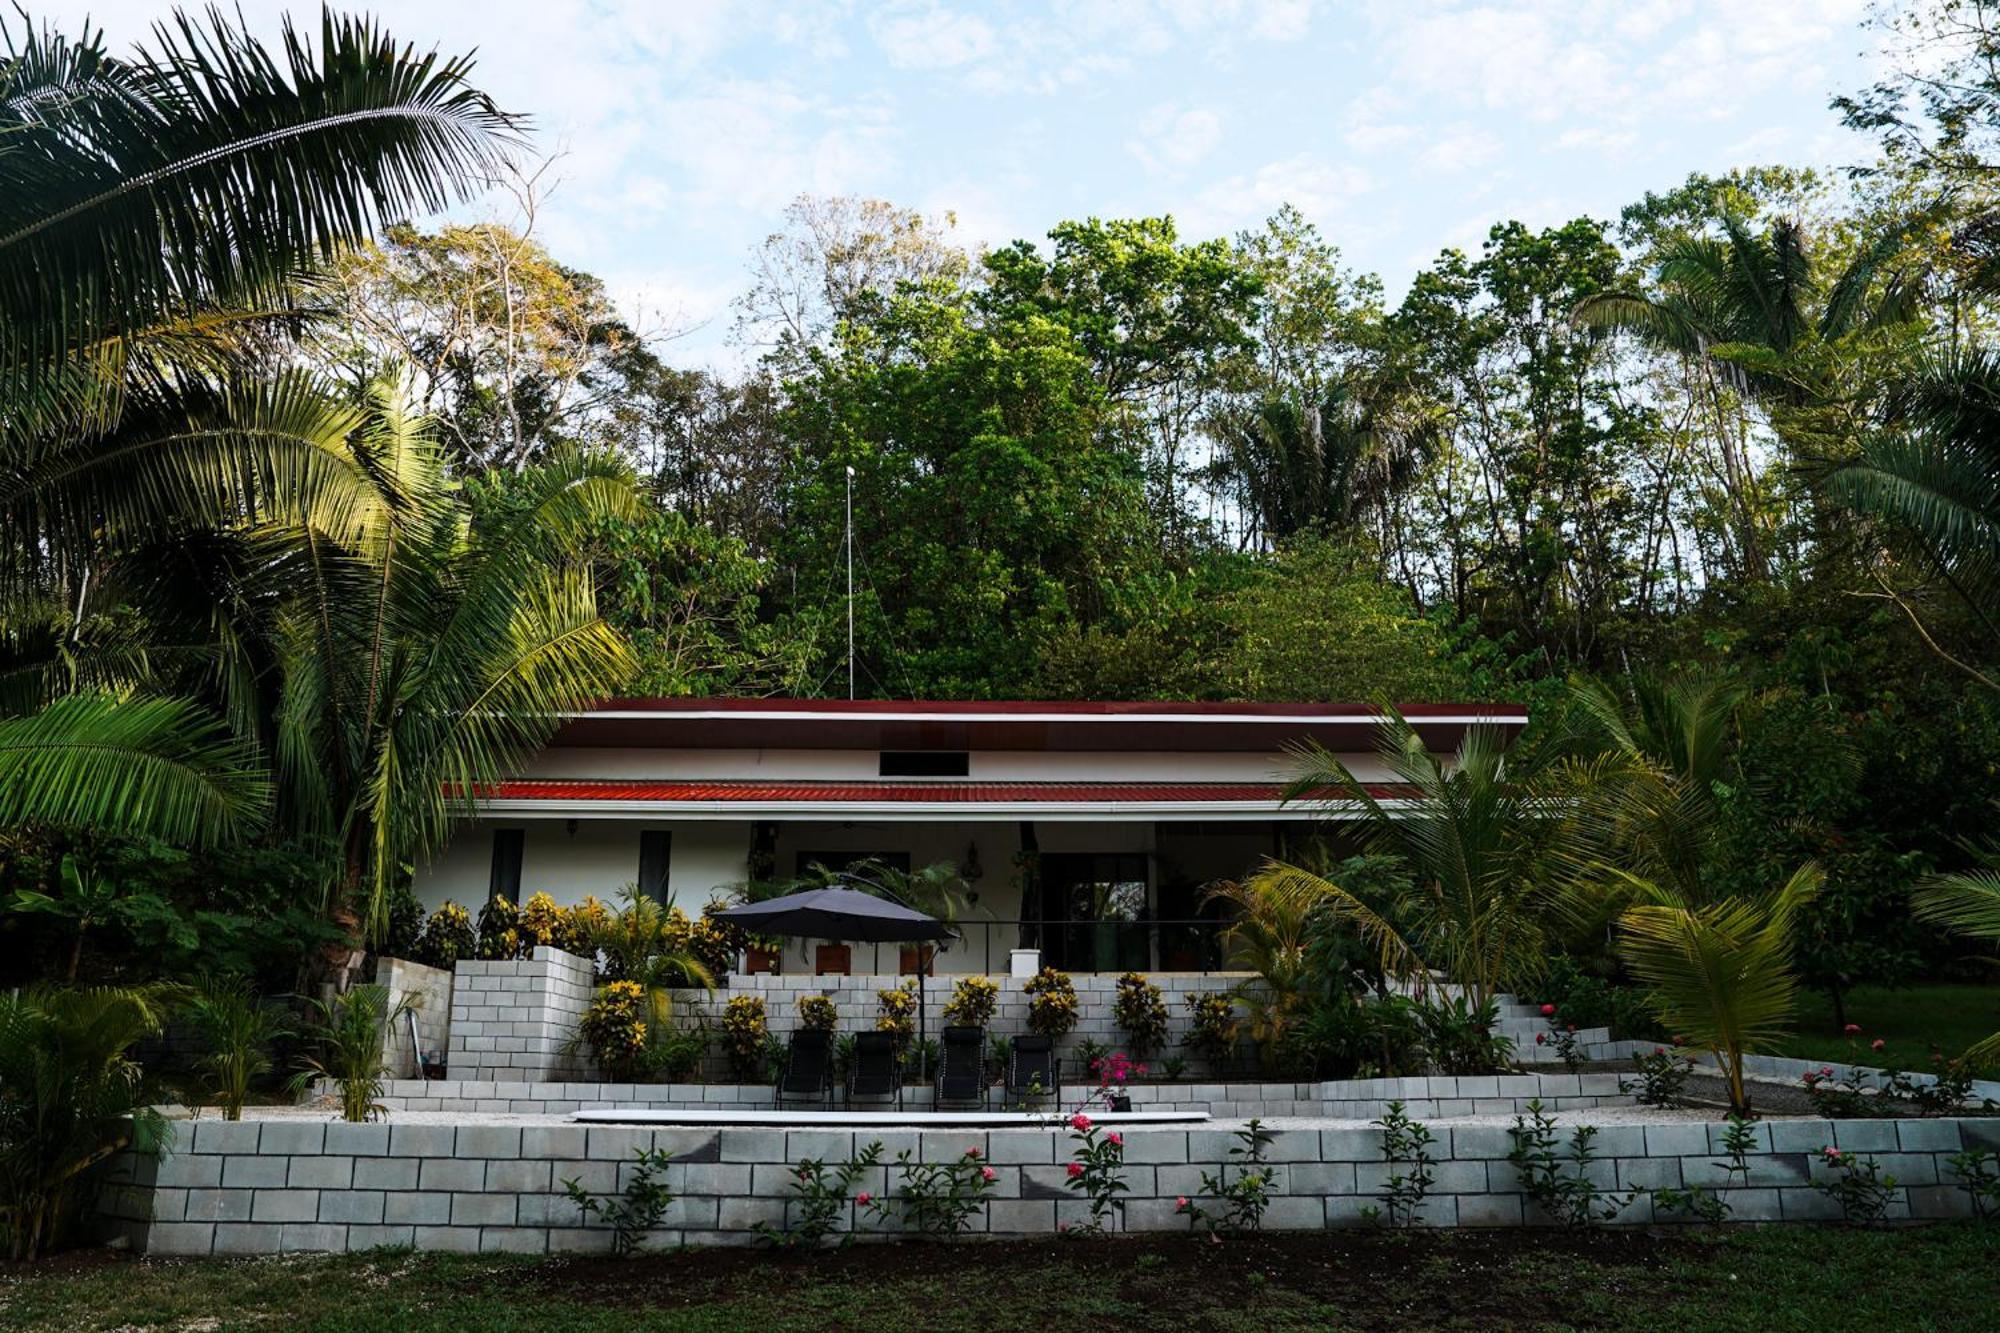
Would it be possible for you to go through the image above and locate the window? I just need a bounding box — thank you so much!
[638,830,672,904]
[1038,852,1150,972]
[878,750,969,777]
[487,828,524,904]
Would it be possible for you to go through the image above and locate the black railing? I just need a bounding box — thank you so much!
[786,918,1236,976]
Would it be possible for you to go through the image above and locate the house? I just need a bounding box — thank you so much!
[414,699,1527,975]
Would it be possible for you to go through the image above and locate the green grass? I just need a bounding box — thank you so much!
[2,1225,1996,1332]
[1778,984,2000,1074]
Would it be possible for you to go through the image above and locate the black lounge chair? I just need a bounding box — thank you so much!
[775,1027,835,1109]
[934,1025,988,1108]
[1007,1034,1061,1106]
[847,1030,904,1110]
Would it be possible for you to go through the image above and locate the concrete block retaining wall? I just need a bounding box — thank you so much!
[377,958,454,1080]
[94,1113,2000,1256]
[349,1071,1639,1121]
[445,949,595,1081]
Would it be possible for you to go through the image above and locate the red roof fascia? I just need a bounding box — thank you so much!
[474,780,1419,803]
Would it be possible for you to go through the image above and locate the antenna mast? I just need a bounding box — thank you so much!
[845,465,856,700]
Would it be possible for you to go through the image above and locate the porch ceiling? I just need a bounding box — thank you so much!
[468,778,1416,821]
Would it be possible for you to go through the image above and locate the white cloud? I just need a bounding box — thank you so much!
[1180,154,1375,239]
[1417,128,1504,174]
[1554,127,1639,154]
[870,4,998,69]
[1130,106,1226,173]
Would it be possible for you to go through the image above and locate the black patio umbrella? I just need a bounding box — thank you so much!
[710,886,957,1078]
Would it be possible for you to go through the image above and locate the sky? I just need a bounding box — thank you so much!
[77,0,1886,368]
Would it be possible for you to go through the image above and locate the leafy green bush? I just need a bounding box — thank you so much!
[290,985,409,1123]
[0,986,174,1260]
[796,993,838,1031]
[183,975,291,1120]
[1182,991,1239,1065]
[1112,972,1168,1059]
[1024,967,1078,1039]
[417,902,476,969]
[942,975,998,1028]
[721,994,768,1080]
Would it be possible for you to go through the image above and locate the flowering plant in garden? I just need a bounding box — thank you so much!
[518,891,564,950]
[1620,1046,1697,1106]
[876,980,918,1047]
[1812,1146,1899,1226]
[475,892,523,959]
[756,1141,885,1247]
[943,975,999,1027]
[1948,1148,2000,1220]
[1177,1118,1279,1236]
[1062,1111,1130,1235]
[1113,972,1169,1058]
[864,1147,996,1239]
[1182,991,1239,1065]
[579,980,650,1080]
[557,894,612,955]
[721,993,769,1079]
[1024,966,1079,1038]
[796,993,839,1031]
[1538,1006,1585,1073]
[1370,1100,1436,1229]
[416,900,476,968]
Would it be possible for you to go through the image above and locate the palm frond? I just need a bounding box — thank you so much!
[1912,870,2000,941]
[0,7,519,398]
[0,692,269,845]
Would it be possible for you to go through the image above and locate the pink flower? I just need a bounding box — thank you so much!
[1671,1035,1685,1046]
[1107,1132,1123,1148]
[1136,1064,1148,1076]
[1066,1161,1085,1179]
[1069,1113,1092,1133]
[1823,1146,1842,1160]
[1057,1221,1071,1233]
[855,1191,872,1206]
[1654,1048,1666,1057]
[1821,1065,1835,1077]
[1175,1195,1190,1209]
[1844,1023,1862,1035]
[1870,1039,1885,1052]
[981,1166,997,1182]
[1535,1033,1547,1046]
[1540,1003,1556,1017]
[964,1146,981,1160]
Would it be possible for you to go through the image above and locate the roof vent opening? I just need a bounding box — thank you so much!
[879,750,970,777]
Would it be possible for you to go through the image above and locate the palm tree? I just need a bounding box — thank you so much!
[1822,346,2000,690]
[1202,872,1341,1065]
[262,374,636,934]
[0,984,177,1259]
[1570,673,1823,1112]
[1911,862,2000,1067]
[0,9,515,848]
[1574,213,1925,580]
[1247,708,1575,1014]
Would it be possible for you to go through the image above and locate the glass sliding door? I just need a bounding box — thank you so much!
[1039,852,1149,972]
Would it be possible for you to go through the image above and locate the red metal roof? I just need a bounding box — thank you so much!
[478,779,1418,804]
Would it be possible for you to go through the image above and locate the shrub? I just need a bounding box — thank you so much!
[518,892,564,951]
[1411,993,1509,1075]
[416,901,475,969]
[1176,1118,1278,1235]
[1113,972,1169,1059]
[1948,1148,2000,1221]
[1024,967,1079,1039]
[1506,1101,1636,1226]
[1182,991,1239,1065]
[183,974,291,1121]
[561,1147,675,1256]
[475,894,522,960]
[0,986,174,1260]
[1812,1146,1899,1226]
[1062,1112,1128,1235]
[291,984,410,1123]
[864,1146,995,1239]
[796,993,838,1031]
[581,981,650,1081]
[876,981,917,1047]
[1372,1100,1435,1229]
[689,901,740,978]
[942,975,999,1028]
[757,1142,886,1248]
[1535,957,1663,1042]
[1620,1046,1697,1107]
[559,895,612,956]
[721,995,769,1080]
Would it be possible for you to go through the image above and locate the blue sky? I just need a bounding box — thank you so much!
[86,1,1882,367]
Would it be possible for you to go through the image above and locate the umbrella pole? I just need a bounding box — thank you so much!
[917,952,929,1085]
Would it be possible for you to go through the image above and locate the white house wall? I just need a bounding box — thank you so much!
[412,819,753,915]
[516,746,1397,784]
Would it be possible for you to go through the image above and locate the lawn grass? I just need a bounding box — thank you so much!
[3,1225,1996,1332]
[1779,984,2000,1074]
